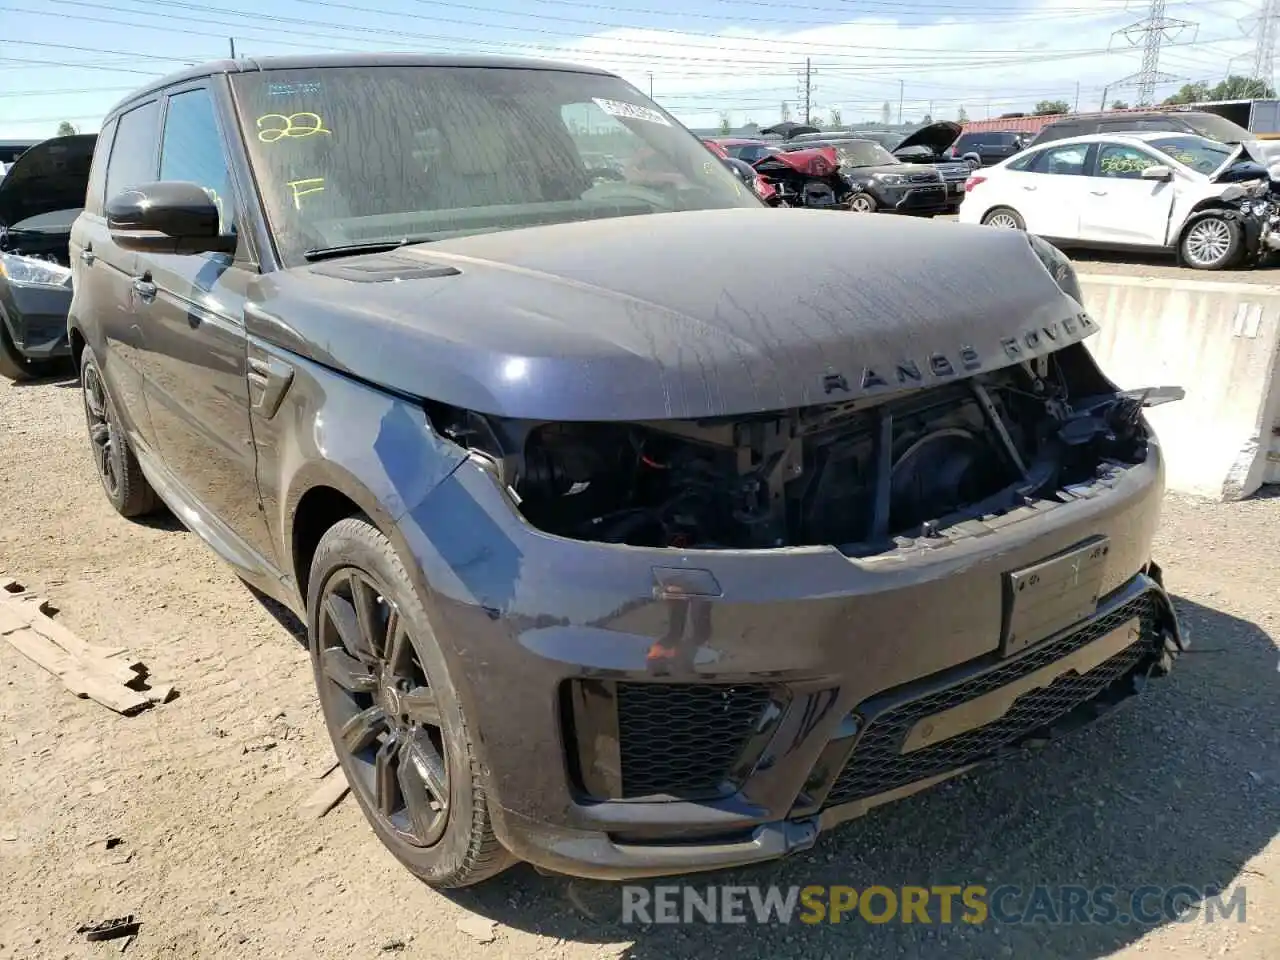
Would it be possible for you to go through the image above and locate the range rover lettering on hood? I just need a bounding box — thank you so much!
[822,309,1094,396]
[246,208,1096,422]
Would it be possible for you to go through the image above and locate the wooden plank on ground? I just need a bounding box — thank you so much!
[299,766,349,820]
[4,629,151,715]
[0,589,142,685]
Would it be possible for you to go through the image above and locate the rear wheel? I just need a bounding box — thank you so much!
[80,347,158,517]
[307,517,513,888]
[1180,214,1242,270]
[0,322,54,382]
[982,207,1025,230]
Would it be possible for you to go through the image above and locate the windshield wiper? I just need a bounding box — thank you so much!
[302,234,439,262]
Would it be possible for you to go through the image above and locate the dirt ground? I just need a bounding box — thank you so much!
[0,371,1277,960]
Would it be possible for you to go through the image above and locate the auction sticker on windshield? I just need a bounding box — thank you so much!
[593,98,671,126]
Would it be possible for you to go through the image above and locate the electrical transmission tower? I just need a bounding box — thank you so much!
[1108,0,1197,105]
[796,58,817,124]
[1247,0,1280,87]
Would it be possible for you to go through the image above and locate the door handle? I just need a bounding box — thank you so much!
[80,248,95,265]
[132,276,156,301]
[1090,190,1108,196]
[247,355,295,420]
[1021,185,1037,191]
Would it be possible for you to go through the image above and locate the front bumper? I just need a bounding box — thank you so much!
[0,281,72,359]
[396,435,1181,881]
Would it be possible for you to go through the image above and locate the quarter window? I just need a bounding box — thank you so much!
[160,88,235,235]
[104,100,160,201]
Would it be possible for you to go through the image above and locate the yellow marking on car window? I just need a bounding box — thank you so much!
[257,112,331,143]
[286,177,325,209]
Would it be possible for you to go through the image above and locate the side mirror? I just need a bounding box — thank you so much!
[107,181,235,255]
[1140,164,1173,182]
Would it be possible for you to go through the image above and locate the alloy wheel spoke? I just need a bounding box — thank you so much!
[400,685,440,727]
[347,572,385,660]
[404,735,449,810]
[374,734,402,817]
[339,705,386,754]
[322,646,377,693]
[397,742,445,844]
[383,616,412,676]
[323,591,374,661]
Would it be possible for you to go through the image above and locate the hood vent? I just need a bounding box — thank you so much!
[310,253,461,283]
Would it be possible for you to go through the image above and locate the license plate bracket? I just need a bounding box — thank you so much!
[1000,536,1110,656]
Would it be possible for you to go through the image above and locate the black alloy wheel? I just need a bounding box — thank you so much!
[80,348,156,517]
[317,567,450,847]
[307,517,512,888]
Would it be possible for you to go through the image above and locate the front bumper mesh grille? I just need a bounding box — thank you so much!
[616,682,773,799]
[825,594,1160,807]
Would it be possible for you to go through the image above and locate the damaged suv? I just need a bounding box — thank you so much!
[71,54,1183,888]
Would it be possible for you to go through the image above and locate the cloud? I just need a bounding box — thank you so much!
[550,0,1256,126]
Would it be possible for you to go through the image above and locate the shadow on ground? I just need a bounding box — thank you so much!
[435,595,1277,959]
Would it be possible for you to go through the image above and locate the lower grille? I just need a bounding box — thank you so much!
[825,594,1160,807]
[617,682,773,799]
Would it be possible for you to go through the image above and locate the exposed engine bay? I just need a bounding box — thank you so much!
[432,342,1175,554]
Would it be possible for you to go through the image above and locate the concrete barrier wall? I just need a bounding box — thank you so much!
[1078,274,1280,501]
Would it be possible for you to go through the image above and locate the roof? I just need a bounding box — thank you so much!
[709,137,767,145]
[106,52,613,118]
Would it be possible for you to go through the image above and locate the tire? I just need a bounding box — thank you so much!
[1180,214,1243,270]
[0,321,54,382]
[307,516,514,889]
[80,347,158,518]
[982,206,1026,230]
[849,193,878,213]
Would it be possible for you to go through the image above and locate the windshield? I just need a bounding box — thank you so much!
[1148,134,1235,174]
[1181,113,1253,144]
[231,66,760,264]
[812,140,898,167]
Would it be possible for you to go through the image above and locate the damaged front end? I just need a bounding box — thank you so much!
[429,341,1181,557]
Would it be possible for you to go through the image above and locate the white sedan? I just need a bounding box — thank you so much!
[957,132,1271,269]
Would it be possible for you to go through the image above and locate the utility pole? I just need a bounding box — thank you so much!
[1074,81,1080,111]
[229,37,236,59]
[647,71,654,99]
[1107,0,1196,105]
[897,79,904,125]
[796,58,815,124]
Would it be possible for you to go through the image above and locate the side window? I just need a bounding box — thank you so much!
[1031,143,1089,175]
[85,117,118,215]
[159,88,235,236]
[1006,150,1040,171]
[1095,143,1161,179]
[104,100,160,202]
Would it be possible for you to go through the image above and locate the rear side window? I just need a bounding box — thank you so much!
[104,100,160,201]
[159,88,235,236]
[85,117,117,215]
[1029,143,1089,174]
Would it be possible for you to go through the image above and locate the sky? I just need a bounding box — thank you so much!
[0,0,1272,139]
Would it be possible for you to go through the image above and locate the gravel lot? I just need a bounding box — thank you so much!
[0,371,1277,960]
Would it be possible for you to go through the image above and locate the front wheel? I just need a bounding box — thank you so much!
[982,206,1025,230]
[1180,214,1243,270]
[849,193,878,213]
[307,516,514,888]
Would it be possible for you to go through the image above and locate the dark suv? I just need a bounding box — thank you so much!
[1026,110,1254,149]
[952,130,1028,166]
[70,53,1182,888]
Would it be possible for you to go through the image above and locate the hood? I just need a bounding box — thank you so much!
[844,161,941,178]
[0,134,96,229]
[759,121,821,140]
[244,209,1094,423]
[893,120,962,155]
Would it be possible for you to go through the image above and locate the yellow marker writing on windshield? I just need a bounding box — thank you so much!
[286,177,325,209]
[257,112,331,143]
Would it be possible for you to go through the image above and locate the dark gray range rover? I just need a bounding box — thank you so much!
[69,53,1183,888]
